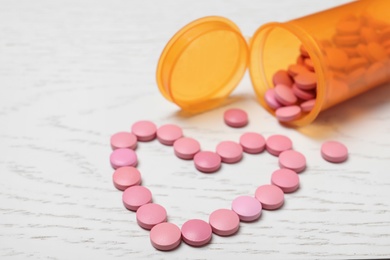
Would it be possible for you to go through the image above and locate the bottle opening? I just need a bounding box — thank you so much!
[249,22,325,127]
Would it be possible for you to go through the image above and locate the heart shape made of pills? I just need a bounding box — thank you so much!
[109,119,307,251]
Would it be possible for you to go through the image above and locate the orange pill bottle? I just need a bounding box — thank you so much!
[156,0,390,126]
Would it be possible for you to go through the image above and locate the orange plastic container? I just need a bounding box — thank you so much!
[156,0,390,126]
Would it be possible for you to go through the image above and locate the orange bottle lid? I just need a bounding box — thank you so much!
[156,16,249,113]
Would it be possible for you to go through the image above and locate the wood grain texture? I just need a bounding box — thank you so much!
[1,0,390,259]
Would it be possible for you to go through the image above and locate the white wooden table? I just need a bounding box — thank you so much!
[1,0,389,259]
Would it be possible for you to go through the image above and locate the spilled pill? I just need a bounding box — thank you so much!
[173,137,200,160]
[239,132,266,154]
[131,120,157,142]
[181,219,212,247]
[150,222,181,251]
[321,141,348,163]
[136,203,167,230]
[194,151,221,173]
[112,166,141,191]
[110,132,137,150]
[278,150,306,173]
[266,134,293,156]
[231,195,262,222]
[271,168,300,193]
[209,209,240,236]
[255,184,284,210]
[122,185,152,211]
[157,124,183,145]
[110,148,138,169]
[216,141,243,163]
[224,108,248,128]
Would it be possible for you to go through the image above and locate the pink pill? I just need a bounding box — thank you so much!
[156,124,183,146]
[239,132,266,154]
[300,99,316,112]
[181,219,212,247]
[209,209,240,236]
[194,151,221,173]
[274,84,298,106]
[136,203,167,230]
[110,132,137,150]
[294,72,317,90]
[304,58,315,71]
[224,108,248,128]
[255,185,284,210]
[321,141,348,163]
[297,55,305,65]
[292,84,316,101]
[272,70,293,87]
[231,195,262,222]
[271,168,300,193]
[131,120,157,141]
[112,166,141,191]
[266,134,293,156]
[288,64,308,77]
[122,185,152,211]
[300,44,310,57]
[110,148,138,169]
[216,141,243,163]
[279,150,306,173]
[275,105,302,122]
[150,222,181,251]
[264,89,282,110]
[173,137,200,160]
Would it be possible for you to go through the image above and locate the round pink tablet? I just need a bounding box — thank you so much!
[292,84,316,101]
[150,222,181,251]
[288,64,308,77]
[231,195,262,222]
[136,203,167,230]
[110,148,138,169]
[181,219,212,247]
[209,209,240,236]
[194,151,221,173]
[275,105,302,122]
[255,185,284,210]
[271,168,300,193]
[296,55,305,65]
[266,134,293,156]
[122,185,152,211]
[321,141,348,163]
[274,84,298,106]
[239,132,266,154]
[224,108,248,128]
[273,70,293,87]
[110,132,137,150]
[264,89,282,110]
[216,141,243,163]
[304,58,315,71]
[295,71,317,90]
[112,166,141,191]
[173,137,200,160]
[300,99,316,112]
[279,150,306,173]
[131,120,157,142]
[300,44,310,57]
[156,124,183,146]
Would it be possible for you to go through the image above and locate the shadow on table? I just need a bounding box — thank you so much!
[173,93,253,118]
